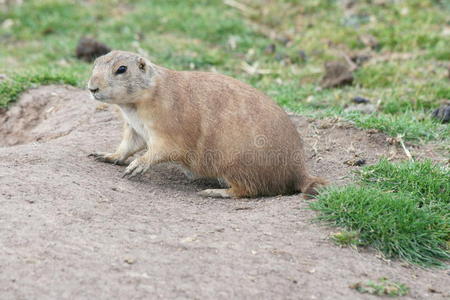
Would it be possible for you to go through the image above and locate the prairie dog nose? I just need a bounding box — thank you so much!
[88,75,101,93]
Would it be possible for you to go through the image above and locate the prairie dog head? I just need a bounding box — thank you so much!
[87,50,154,103]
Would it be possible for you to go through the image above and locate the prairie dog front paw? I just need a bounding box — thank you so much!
[123,158,151,179]
[88,152,128,165]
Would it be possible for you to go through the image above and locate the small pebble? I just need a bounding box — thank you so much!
[124,257,136,265]
[351,96,370,104]
[344,159,366,166]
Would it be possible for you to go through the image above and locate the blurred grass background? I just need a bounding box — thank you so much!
[0,0,449,141]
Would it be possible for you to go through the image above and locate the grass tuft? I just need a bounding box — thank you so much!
[331,231,361,248]
[359,159,450,215]
[350,277,409,297]
[0,70,80,107]
[311,160,450,267]
[346,112,450,142]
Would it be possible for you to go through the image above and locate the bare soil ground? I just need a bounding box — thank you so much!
[0,86,448,299]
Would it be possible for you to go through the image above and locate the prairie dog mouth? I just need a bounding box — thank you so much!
[90,92,106,101]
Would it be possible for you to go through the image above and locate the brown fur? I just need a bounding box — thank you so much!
[87,50,326,198]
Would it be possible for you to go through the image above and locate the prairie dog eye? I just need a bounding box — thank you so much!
[115,65,127,74]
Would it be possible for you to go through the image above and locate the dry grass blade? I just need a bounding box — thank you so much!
[223,0,256,15]
[397,135,414,161]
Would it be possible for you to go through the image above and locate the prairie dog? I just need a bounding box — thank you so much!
[87,50,325,198]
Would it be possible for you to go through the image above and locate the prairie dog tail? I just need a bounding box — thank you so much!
[300,176,327,199]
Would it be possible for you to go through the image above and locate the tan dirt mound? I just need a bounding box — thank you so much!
[0,86,448,299]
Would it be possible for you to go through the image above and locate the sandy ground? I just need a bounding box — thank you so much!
[0,85,448,299]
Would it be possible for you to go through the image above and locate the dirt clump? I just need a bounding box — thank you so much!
[76,37,111,63]
[351,96,370,104]
[431,100,450,123]
[320,60,354,88]
[0,86,92,147]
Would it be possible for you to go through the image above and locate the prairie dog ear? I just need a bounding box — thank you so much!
[137,57,147,71]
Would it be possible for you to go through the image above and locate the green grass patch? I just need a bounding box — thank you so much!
[346,112,449,142]
[0,70,80,107]
[350,277,409,297]
[331,231,362,248]
[360,159,450,215]
[311,159,450,267]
